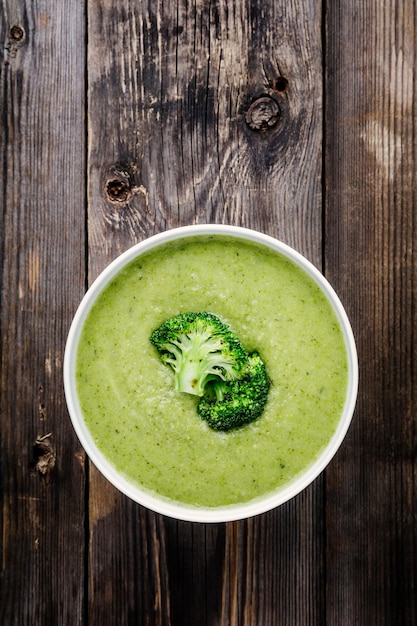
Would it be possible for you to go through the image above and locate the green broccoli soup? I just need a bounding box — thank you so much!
[76,236,348,508]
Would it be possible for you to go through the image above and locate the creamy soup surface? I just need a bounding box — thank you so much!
[76,236,348,508]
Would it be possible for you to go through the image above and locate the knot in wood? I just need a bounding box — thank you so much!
[33,433,56,477]
[10,24,25,42]
[106,178,132,203]
[245,97,280,131]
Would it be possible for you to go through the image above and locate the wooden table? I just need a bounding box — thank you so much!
[1,1,416,624]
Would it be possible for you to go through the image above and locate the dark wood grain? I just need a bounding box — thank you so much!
[87,0,324,624]
[325,1,417,624]
[2,0,416,623]
[87,0,323,271]
[0,1,87,625]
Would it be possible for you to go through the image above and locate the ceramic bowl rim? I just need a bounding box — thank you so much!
[63,224,358,522]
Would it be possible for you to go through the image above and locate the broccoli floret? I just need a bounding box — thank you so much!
[197,352,270,431]
[150,312,248,396]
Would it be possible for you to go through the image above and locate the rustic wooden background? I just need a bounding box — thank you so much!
[1,0,416,624]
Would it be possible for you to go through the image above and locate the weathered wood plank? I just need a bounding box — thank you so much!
[87,466,172,624]
[218,490,325,626]
[0,2,86,624]
[87,0,324,624]
[163,519,226,625]
[87,0,323,274]
[2,0,416,622]
[325,0,417,623]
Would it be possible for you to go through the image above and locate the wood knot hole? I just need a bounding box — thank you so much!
[106,179,132,203]
[274,76,288,92]
[245,97,280,131]
[33,433,56,477]
[10,24,25,42]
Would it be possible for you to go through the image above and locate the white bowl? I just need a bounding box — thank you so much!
[64,224,358,522]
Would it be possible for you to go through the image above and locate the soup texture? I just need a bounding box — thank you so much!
[76,236,348,508]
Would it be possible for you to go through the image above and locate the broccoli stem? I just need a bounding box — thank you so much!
[175,354,205,395]
[170,338,234,396]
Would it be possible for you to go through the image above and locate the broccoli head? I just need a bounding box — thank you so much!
[150,312,248,396]
[197,352,270,431]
